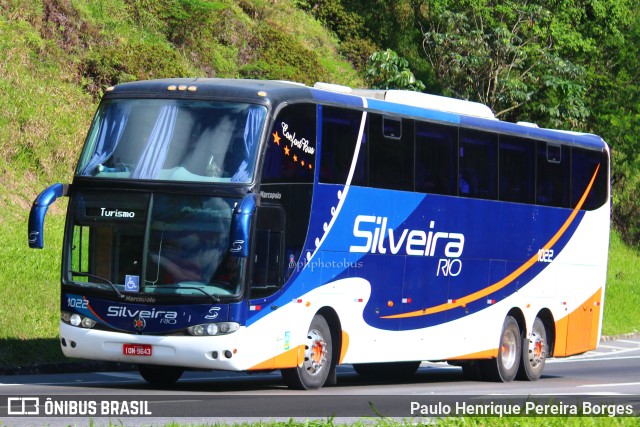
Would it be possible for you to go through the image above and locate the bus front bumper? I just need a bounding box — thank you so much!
[59,321,252,371]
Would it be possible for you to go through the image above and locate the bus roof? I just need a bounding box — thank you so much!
[105,78,607,151]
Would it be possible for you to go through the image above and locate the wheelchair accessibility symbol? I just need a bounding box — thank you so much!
[125,275,139,292]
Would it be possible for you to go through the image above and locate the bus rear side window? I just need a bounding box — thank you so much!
[572,147,608,210]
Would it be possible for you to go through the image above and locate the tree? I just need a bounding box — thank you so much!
[421,1,589,124]
[365,49,425,91]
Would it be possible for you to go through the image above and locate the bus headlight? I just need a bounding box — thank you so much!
[188,322,239,336]
[62,311,97,329]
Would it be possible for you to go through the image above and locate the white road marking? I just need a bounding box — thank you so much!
[615,339,640,345]
[578,382,640,388]
[598,344,630,350]
[548,355,640,363]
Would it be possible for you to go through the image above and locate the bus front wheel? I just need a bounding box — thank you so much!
[281,314,334,390]
[138,364,184,385]
[481,315,521,382]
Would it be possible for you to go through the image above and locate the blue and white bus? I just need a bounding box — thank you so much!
[29,79,610,389]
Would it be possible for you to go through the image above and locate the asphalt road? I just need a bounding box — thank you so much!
[1,336,639,426]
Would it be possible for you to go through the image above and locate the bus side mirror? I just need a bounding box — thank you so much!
[229,193,256,257]
[28,183,68,249]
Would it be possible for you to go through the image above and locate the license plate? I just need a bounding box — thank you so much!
[123,343,152,356]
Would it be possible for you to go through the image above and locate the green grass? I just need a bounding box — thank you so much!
[0,210,67,367]
[603,232,640,335]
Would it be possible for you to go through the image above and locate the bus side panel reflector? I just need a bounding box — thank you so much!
[554,287,603,357]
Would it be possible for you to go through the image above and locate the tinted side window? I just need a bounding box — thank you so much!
[572,148,608,210]
[537,142,570,207]
[415,123,457,195]
[319,106,367,185]
[459,130,498,199]
[368,114,414,191]
[250,205,285,299]
[499,136,535,203]
[262,104,316,184]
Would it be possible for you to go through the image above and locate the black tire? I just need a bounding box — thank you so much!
[353,361,421,379]
[480,315,521,382]
[281,314,334,390]
[517,317,547,381]
[138,364,184,385]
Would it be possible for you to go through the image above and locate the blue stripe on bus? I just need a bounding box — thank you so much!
[246,184,586,329]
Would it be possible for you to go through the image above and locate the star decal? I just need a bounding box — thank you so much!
[301,160,305,167]
[293,154,298,162]
[284,145,290,156]
[273,131,281,146]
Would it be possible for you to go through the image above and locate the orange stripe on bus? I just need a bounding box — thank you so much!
[446,348,499,361]
[339,330,350,364]
[248,345,305,370]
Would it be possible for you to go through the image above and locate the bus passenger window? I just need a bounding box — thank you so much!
[319,106,367,186]
[536,143,570,207]
[261,104,316,184]
[368,114,413,191]
[459,130,498,199]
[415,123,457,195]
[499,136,535,204]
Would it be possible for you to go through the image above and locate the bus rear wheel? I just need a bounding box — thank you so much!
[481,315,521,382]
[138,364,184,385]
[517,317,547,381]
[281,314,334,390]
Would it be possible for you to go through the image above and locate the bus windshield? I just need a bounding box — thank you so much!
[76,99,267,183]
[66,192,243,300]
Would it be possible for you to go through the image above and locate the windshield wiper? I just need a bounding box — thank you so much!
[145,284,221,302]
[69,271,125,299]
